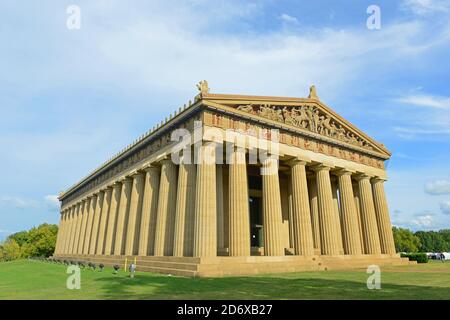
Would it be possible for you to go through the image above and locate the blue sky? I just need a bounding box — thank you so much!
[1,0,450,240]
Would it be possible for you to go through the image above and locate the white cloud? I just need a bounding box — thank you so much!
[440,201,450,214]
[44,195,60,211]
[0,195,60,212]
[279,13,299,24]
[425,180,450,195]
[0,196,38,209]
[392,93,450,140]
[401,0,450,15]
[411,214,435,227]
[395,95,450,109]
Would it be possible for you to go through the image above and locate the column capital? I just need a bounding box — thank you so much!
[143,164,160,173]
[310,163,333,172]
[112,180,122,187]
[334,168,356,176]
[129,170,144,179]
[119,176,133,184]
[159,158,174,166]
[286,156,310,167]
[354,173,374,181]
[371,176,387,183]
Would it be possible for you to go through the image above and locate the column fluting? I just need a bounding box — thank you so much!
[372,178,396,254]
[114,178,132,255]
[193,145,217,258]
[125,173,145,256]
[308,177,321,252]
[104,182,121,255]
[97,187,113,255]
[228,148,250,257]
[337,170,363,255]
[69,203,81,254]
[89,191,105,255]
[138,166,160,256]
[357,174,382,255]
[173,159,196,257]
[314,165,340,255]
[77,199,90,254]
[261,158,284,256]
[83,195,96,254]
[154,160,178,256]
[290,160,315,256]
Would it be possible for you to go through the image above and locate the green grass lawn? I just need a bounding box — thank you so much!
[0,259,449,300]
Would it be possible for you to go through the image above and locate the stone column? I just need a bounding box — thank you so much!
[337,170,363,255]
[290,160,315,256]
[114,178,132,255]
[104,182,121,255]
[372,178,396,254]
[331,179,344,254]
[77,199,89,254]
[74,202,84,254]
[261,158,284,256]
[125,173,145,256]
[74,202,85,254]
[154,160,178,256]
[57,211,66,254]
[228,148,250,257]
[66,205,75,254]
[89,191,105,255]
[193,145,217,258]
[356,174,381,255]
[353,182,365,251]
[216,164,225,252]
[138,166,160,256]
[69,203,81,254]
[173,160,197,257]
[59,211,69,254]
[97,187,113,255]
[83,195,97,254]
[65,207,75,254]
[308,177,321,252]
[61,208,70,254]
[314,165,340,255]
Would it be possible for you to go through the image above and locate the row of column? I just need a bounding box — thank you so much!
[55,147,396,258]
[55,145,217,258]
[308,166,396,256]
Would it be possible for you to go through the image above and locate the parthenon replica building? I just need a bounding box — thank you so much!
[54,82,410,276]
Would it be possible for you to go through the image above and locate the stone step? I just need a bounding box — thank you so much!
[53,254,411,277]
[137,265,197,277]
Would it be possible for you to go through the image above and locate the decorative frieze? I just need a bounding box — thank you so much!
[236,103,373,150]
[203,110,385,170]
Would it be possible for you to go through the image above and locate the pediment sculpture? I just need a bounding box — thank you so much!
[236,104,373,150]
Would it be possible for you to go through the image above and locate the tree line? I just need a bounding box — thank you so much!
[0,224,58,262]
[0,224,449,262]
[392,227,450,253]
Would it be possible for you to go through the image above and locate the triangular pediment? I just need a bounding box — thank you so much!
[201,93,390,158]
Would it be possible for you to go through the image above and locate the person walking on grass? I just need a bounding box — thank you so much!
[129,263,136,278]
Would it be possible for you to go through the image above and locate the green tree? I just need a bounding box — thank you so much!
[438,229,450,251]
[0,239,21,261]
[415,231,445,252]
[20,224,58,258]
[393,227,421,253]
[8,231,29,247]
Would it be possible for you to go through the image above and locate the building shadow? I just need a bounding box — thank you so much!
[92,272,450,300]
